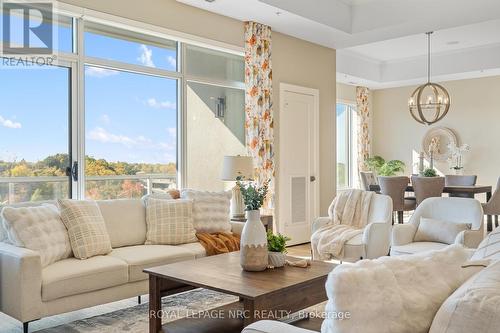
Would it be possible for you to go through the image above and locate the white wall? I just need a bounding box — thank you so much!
[372,75,500,199]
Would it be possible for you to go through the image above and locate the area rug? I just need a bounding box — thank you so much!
[36,289,238,333]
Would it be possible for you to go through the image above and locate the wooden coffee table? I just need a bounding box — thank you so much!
[144,251,335,333]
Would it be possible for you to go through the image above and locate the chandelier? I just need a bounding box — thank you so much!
[408,32,451,125]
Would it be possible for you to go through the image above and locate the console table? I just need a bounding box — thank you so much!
[231,214,273,232]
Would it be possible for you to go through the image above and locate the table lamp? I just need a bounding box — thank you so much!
[221,155,254,218]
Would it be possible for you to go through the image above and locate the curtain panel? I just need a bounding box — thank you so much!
[356,86,371,173]
[244,21,274,209]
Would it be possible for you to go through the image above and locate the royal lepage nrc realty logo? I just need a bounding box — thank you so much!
[1,0,56,66]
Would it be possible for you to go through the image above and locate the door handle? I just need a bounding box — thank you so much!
[310,176,316,182]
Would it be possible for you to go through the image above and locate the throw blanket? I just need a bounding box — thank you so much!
[321,245,482,333]
[311,189,374,260]
[196,232,240,256]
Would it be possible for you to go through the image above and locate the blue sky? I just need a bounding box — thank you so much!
[0,24,178,165]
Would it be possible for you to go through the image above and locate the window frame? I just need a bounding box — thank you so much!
[1,5,246,201]
[336,101,358,191]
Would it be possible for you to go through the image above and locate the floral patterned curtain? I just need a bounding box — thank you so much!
[356,86,371,173]
[244,21,274,209]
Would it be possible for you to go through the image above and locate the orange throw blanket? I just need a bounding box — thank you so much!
[196,232,241,256]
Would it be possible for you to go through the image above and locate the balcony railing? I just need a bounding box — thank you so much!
[0,174,177,204]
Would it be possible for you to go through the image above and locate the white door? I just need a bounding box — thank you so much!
[278,83,319,245]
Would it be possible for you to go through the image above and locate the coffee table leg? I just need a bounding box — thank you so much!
[243,298,258,327]
[149,275,162,333]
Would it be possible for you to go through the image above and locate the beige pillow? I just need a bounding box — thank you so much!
[414,217,471,245]
[58,199,112,259]
[145,198,197,245]
[181,189,232,233]
[1,204,72,267]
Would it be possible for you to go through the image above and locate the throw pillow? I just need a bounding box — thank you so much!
[470,226,500,261]
[1,204,72,267]
[141,192,172,207]
[429,261,500,333]
[181,189,232,233]
[414,217,470,245]
[145,198,197,245]
[58,199,112,259]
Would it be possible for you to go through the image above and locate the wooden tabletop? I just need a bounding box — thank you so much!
[144,251,335,300]
[369,184,492,194]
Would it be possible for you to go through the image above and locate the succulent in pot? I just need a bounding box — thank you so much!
[267,231,291,268]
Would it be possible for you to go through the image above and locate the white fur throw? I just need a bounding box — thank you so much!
[311,189,373,260]
[321,245,481,333]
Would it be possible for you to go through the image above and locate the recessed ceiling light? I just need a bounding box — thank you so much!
[205,0,216,2]
[446,41,460,45]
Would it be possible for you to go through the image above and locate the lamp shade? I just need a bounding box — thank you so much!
[221,155,254,181]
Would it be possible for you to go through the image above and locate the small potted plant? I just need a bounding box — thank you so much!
[422,168,437,177]
[237,178,270,271]
[267,231,291,268]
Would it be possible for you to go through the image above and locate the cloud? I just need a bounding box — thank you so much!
[167,127,176,138]
[88,127,136,147]
[0,115,21,129]
[85,67,119,78]
[99,114,111,124]
[145,98,176,110]
[138,44,155,67]
[166,55,176,69]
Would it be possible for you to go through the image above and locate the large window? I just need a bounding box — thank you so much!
[336,103,358,190]
[0,10,245,203]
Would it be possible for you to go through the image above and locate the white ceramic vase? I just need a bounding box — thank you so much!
[240,210,268,271]
[268,252,286,268]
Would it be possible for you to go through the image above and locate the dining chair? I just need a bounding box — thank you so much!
[411,176,445,206]
[482,177,500,230]
[445,175,478,198]
[360,171,377,191]
[378,176,416,224]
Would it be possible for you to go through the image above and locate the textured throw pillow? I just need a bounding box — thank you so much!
[145,198,197,245]
[1,204,72,267]
[429,261,500,333]
[414,217,471,245]
[141,192,172,206]
[470,227,500,261]
[58,199,112,259]
[181,189,232,233]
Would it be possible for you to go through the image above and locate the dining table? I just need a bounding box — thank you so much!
[369,184,494,231]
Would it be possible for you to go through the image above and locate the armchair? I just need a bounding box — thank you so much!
[311,193,393,262]
[391,197,484,256]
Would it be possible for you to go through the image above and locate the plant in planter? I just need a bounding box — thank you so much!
[236,178,270,271]
[365,156,406,176]
[267,231,291,268]
[422,168,438,177]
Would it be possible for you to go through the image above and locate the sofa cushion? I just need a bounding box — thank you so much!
[42,255,128,301]
[181,189,231,233]
[145,198,197,245]
[1,204,72,267]
[391,242,448,256]
[471,226,500,261]
[243,320,318,333]
[96,199,146,248]
[414,218,470,245]
[58,200,112,259]
[430,261,500,333]
[177,242,207,259]
[109,245,195,282]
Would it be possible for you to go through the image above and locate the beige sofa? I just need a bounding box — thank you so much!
[0,199,244,332]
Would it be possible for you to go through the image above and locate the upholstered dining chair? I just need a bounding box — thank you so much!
[482,177,500,229]
[378,176,416,224]
[445,175,478,198]
[411,176,445,206]
[391,197,484,255]
[360,171,377,191]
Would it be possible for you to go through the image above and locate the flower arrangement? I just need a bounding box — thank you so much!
[236,177,269,211]
[447,143,471,171]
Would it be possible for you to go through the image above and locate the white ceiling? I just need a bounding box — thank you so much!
[177,0,500,89]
